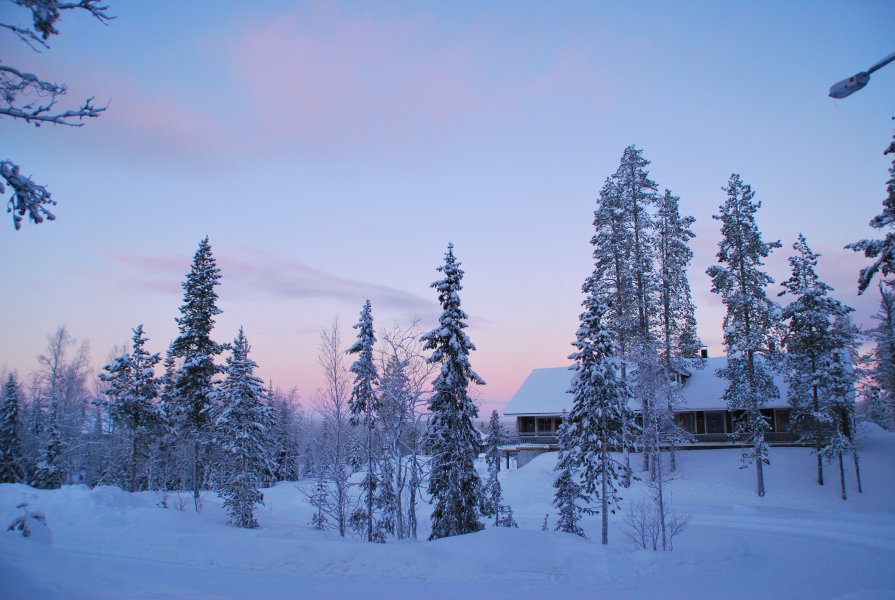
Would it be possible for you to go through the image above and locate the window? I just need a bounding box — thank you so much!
[705,411,726,434]
[518,416,535,433]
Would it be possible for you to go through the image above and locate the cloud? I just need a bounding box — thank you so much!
[96,248,435,315]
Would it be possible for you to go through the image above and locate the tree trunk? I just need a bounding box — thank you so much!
[601,447,609,545]
[756,448,765,497]
[366,420,374,542]
[838,452,846,501]
[853,451,863,494]
[193,441,202,512]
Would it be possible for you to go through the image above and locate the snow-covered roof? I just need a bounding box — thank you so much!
[503,357,790,416]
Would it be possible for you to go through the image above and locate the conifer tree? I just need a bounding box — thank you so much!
[707,174,782,497]
[0,374,24,483]
[867,284,895,428]
[823,315,862,500]
[847,128,895,293]
[214,328,273,529]
[31,400,63,489]
[656,189,702,362]
[780,235,853,486]
[347,299,380,542]
[99,325,162,492]
[565,283,634,544]
[482,410,512,526]
[169,237,224,510]
[422,244,485,540]
[553,416,593,537]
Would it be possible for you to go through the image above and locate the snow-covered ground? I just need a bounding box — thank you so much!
[2,426,894,600]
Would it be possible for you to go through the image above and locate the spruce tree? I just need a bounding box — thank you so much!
[31,400,63,489]
[99,325,162,492]
[169,237,224,510]
[422,243,485,540]
[707,174,782,497]
[867,284,895,428]
[347,299,380,542]
[780,235,853,486]
[482,410,512,526]
[656,189,702,362]
[0,374,24,483]
[847,128,895,293]
[565,282,634,544]
[553,416,593,537]
[214,328,273,528]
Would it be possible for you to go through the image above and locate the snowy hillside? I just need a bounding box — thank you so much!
[2,426,894,600]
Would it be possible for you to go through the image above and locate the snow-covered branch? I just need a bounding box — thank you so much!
[0,160,56,230]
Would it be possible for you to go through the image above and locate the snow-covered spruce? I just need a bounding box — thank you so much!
[866,285,895,430]
[347,299,382,543]
[99,325,163,492]
[169,237,225,511]
[0,373,24,483]
[707,173,782,497]
[565,282,634,545]
[847,127,895,293]
[553,415,593,538]
[482,410,513,527]
[422,243,486,540]
[213,328,274,529]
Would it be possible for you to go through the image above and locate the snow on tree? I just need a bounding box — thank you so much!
[31,398,63,489]
[779,234,854,486]
[482,410,513,527]
[656,189,702,362]
[376,322,433,540]
[552,414,593,538]
[865,284,895,429]
[707,173,782,497]
[214,328,273,529]
[822,315,863,500]
[565,282,635,545]
[268,387,302,483]
[1,0,111,230]
[422,243,486,540]
[98,325,162,492]
[169,237,225,511]
[347,299,381,542]
[0,373,25,483]
[847,128,895,293]
[314,319,353,537]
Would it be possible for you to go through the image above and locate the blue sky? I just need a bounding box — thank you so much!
[2,1,894,414]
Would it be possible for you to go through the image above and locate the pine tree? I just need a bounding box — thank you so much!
[347,299,380,542]
[707,174,782,497]
[822,315,862,500]
[169,237,225,510]
[0,374,25,483]
[565,282,634,544]
[867,284,895,428]
[780,235,853,486]
[553,416,593,537]
[422,243,486,540]
[214,328,273,529]
[847,128,895,293]
[99,325,162,492]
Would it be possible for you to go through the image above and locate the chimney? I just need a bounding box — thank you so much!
[700,348,708,359]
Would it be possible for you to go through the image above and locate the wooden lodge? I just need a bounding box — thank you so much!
[503,356,800,465]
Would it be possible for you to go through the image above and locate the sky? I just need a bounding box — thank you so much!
[1,0,894,417]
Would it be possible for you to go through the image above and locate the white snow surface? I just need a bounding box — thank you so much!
[2,425,894,599]
[504,357,790,415]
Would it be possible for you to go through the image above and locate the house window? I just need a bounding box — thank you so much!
[705,411,726,434]
[775,410,790,433]
[518,417,535,433]
[537,417,559,433]
[676,412,695,433]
